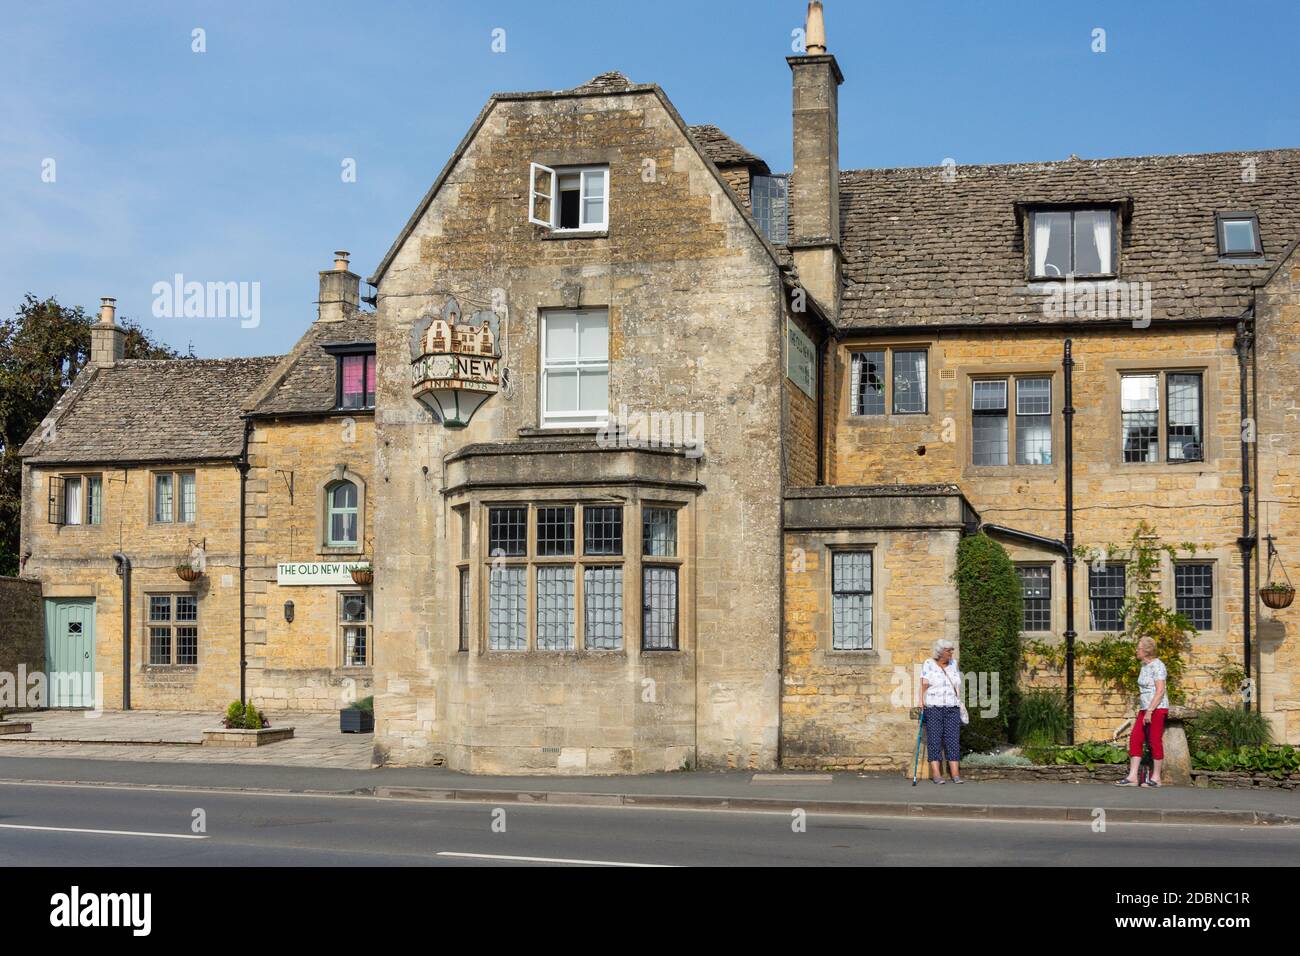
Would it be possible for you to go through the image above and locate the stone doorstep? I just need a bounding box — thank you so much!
[369,786,1299,827]
[201,727,296,748]
[0,721,33,736]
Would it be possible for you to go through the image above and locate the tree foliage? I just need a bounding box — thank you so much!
[0,295,179,574]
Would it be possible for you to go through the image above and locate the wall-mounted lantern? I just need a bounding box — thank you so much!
[284,600,295,624]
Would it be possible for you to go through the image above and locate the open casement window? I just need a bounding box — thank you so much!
[1030,209,1115,278]
[528,163,608,231]
[49,474,103,526]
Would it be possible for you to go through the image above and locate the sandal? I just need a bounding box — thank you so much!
[1113,779,1139,787]
[1141,781,1161,788]
[931,777,946,785]
[951,776,965,784]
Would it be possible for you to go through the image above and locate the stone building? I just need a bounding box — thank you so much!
[15,2,1300,773]
[17,259,376,713]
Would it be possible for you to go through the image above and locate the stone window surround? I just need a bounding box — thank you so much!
[453,487,692,657]
[839,339,933,423]
[316,465,367,557]
[528,149,619,234]
[141,589,200,671]
[337,589,373,669]
[1104,360,1214,467]
[149,468,197,525]
[50,472,103,529]
[998,545,1225,638]
[957,362,1061,479]
[807,534,894,663]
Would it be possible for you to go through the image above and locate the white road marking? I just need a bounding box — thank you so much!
[437,851,673,867]
[0,823,206,840]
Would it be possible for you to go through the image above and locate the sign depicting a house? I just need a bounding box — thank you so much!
[410,296,502,427]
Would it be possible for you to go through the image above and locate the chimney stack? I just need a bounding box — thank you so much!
[90,296,126,366]
[788,0,844,317]
[318,250,359,323]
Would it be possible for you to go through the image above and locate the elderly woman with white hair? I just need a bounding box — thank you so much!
[920,638,965,784]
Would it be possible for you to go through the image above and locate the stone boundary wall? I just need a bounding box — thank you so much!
[0,578,43,704]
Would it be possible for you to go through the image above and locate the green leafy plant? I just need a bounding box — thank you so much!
[1192,745,1300,778]
[1209,653,1247,698]
[1014,688,1070,747]
[347,696,374,714]
[1186,702,1272,754]
[954,533,1023,754]
[1025,521,1194,704]
[1023,741,1127,767]
[222,700,269,730]
[962,751,1033,767]
[223,700,245,729]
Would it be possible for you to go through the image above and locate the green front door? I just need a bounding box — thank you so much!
[44,599,95,708]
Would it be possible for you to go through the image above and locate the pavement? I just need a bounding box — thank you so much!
[0,752,1295,827]
[4,777,1298,866]
[0,710,374,768]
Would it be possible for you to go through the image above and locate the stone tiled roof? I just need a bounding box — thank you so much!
[838,148,1300,329]
[688,124,771,173]
[247,310,376,417]
[20,356,281,465]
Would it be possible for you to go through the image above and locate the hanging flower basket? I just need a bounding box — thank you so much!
[1261,584,1295,609]
[176,565,203,583]
[350,567,374,586]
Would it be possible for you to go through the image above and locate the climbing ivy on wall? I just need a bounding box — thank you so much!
[954,533,1023,753]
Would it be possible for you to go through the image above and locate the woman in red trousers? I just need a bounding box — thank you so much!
[1115,636,1168,788]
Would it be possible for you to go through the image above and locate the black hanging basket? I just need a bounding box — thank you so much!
[1261,536,1295,609]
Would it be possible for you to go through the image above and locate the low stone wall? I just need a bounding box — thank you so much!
[0,577,43,711]
[1192,770,1300,791]
[953,763,1299,790]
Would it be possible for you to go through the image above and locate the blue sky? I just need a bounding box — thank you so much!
[3,0,1296,358]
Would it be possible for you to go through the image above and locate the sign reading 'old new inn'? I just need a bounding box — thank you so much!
[410,297,501,428]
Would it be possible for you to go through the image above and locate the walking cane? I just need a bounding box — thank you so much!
[911,709,925,786]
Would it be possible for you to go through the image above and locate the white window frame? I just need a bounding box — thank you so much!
[540,309,609,428]
[528,163,608,232]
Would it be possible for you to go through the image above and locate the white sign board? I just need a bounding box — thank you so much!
[276,561,370,586]
[786,319,817,400]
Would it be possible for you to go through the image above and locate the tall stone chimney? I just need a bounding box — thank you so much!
[318,250,359,323]
[788,0,843,317]
[90,297,126,366]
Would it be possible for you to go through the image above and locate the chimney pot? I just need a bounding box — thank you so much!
[99,296,117,326]
[334,250,351,272]
[91,296,125,365]
[806,1,827,55]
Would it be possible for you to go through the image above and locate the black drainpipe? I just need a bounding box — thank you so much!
[1235,322,1256,711]
[1062,339,1077,744]
[111,552,131,710]
[238,417,253,704]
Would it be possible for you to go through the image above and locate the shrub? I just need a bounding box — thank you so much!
[243,702,267,729]
[1193,745,1300,778]
[223,700,245,729]
[954,533,1022,754]
[348,696,374,714]
[1186,703,1272,754]
[1023,741,1127,767]
[1015,688,1070,747]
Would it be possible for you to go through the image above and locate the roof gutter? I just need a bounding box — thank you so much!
[979,523,1069,556]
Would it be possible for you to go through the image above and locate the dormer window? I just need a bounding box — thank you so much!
[1216,212,1262,258]
[337,352,376,410]
[1030,208,1115,278]
[529,164,608,232]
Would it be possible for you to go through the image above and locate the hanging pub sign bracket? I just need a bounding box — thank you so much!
[410,296,502,428]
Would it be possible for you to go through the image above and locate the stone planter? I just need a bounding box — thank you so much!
[340,708,374,733]
[0,720,33,736]
[202,726,295,748]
